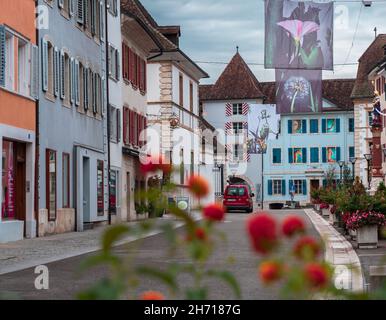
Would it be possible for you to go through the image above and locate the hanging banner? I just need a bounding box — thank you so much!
[247,104,280,154]
[265,0,333,70]
[275,69,322,114]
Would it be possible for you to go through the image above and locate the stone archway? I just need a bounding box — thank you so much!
[228,175,256,194]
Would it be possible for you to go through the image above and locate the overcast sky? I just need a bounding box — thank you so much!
[140,0,386,84]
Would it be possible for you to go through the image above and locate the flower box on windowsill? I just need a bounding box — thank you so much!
[357,225,378,249]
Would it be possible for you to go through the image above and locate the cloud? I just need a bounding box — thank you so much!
[140,0,386,83]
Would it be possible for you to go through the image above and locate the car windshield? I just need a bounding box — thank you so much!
[226,187,246,196]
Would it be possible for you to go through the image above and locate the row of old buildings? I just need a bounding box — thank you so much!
[0,0,224,243]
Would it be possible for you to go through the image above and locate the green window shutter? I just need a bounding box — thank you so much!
[349,118,354,132]
[75,60,80,106]
[77,0,84,24]
[30,44,39,99]
[302,180,307,195]
[336,147,341,161]
[268,180,273,196]
[0,25,5,87]
[288,120,293,134]
[273,148,281,164]
[310,119,318,133]
[336,119,341,133]
[282,180,286,196]
[311,148,319,163]
[60,50,65,100]
[302,148,307,163]
[41,38,48,92]
[349,146,355,159]
[302,119,307,133]
[322,147,327,163]
[321,119,327,133]
[288,148,293,164]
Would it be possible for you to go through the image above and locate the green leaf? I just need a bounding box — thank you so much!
[168,206,196,232]
[186,288,208,300]
[206,270,242,299]
[135,266,179,293]
[101,225,130,253]
[77,278,126,300]
[78,253,121,273]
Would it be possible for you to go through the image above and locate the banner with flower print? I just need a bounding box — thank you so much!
[264,0,334,70]
[275,69,322,114]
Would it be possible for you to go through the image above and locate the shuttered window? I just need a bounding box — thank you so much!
[108,44,119,81]
[77,0,84,24]
[0,25,5,87]
[30,45,39,99]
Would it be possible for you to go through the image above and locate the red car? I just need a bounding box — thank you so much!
[223,184,254,213]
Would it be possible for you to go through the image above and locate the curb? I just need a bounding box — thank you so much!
[304,209,364,293]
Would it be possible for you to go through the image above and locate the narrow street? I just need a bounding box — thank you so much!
[0,210,321,300]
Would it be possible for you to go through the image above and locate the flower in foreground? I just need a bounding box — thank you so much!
[282,215,305,237]
[304,263,329,289]
[203,204,225,222]
[247,213,277,255]
[293,236,320,261]
[259,261,283,285]
[140,291,165,300]
[187,175,210,198]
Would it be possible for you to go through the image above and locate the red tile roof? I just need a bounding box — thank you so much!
[199,53,265,101]
[351,34,386,99]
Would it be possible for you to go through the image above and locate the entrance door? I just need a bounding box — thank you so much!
[14,143,26,235]
[82,157,90,223]
[126,172,130,221]
[310,180,320,191]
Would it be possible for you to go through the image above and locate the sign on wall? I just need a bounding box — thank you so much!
[265,0,334,70]
[247,104,280,154]
[275,69,322,114]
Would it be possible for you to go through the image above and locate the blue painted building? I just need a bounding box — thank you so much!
[262,79,356,207]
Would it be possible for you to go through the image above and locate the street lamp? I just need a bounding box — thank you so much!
[338,160,345,185]
[349,157,357,182]
[364,154,373,190]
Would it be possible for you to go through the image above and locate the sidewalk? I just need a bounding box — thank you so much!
[0,213,198,276]
[304,209,364,293]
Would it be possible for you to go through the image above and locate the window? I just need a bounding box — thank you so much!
[289,148,307,164]
[273,180,282,195]
[272,148,281,164]
[108,44,119,81]
[48,42,54,95]
[293,180,304,195]
[17,38,29,95]
[322,118,340,133]
[310,147,319,163]
[77,0,104,42]
[189,82,194,113]
[107,0,118,16]
[322,147,341,163]
[79,62,85,109]
[226,186,246,196]
[368,111,373,126]
[46,149,57,221]
[62,153,70,208]
[233,144,243,161]
[2,140,15,220]
[310,119,319,134]
[110,106,121,143]
[232,103,243,115]
[63,52,70,104]
[349,118,355,133]
[233,122,243,134]
[110,169,119,214]
[97,160,104,216]
[179,73,184,107]
[349,146,355,159]
[288,120,306,134]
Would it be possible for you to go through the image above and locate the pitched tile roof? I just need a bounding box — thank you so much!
[351,34,386,99]
[199,53,265,101]
[201,79,355,111]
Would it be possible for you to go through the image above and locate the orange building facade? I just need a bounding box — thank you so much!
[0,0,38,242]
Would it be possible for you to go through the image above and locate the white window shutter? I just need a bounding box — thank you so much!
[58,0,64,9]
[70,57,75,104]
[77,0,84,24]
[101,76,106,116]
[53,46,59,96]
[117,108,121,142]
[107,44,111,76]
[75,60,80,106]
[100,1,105,42]
[92,71,96,113]
[84,66,88,110]
[91,0,96,35]
[70,0,75,16]
[30,44,39,99]
[0,25,6,87]
[60,50,65,99]
[41,38,48,92]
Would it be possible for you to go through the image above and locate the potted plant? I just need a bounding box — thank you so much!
[373,183,386,240]
[345,211,386,249]
[329,205,338,226]
[311,188,322,211]
[320,203,330,217]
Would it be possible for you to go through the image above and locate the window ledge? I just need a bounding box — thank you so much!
[44,92,56,103]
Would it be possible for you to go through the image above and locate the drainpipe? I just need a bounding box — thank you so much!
[34,9,40,237]
[105,1,111,225]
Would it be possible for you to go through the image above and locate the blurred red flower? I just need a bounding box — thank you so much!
[195,227,207,240]
[203,204,225,222]
[247,213,278,255]
[282,215,305,237]
[187,175,210,198]
[140,291,165,300]
[259,261,282,284]
[293,236,320,261]
[304,263,329,289]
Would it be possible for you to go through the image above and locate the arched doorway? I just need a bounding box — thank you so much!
[227,175,256,194]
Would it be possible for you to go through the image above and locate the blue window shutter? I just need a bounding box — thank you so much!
[0,25,5,87]
[41,38,48,92]
[288,148,293,164]
[349,146,355,159]
[303,180,307,195]
[282,180,286,196]
[322,147,327,163]
[336,147,341,161]
[311,148,319,163]
[302,148,307,163]
[322,119,327,133]
[288,120,293,134]
[349,118,354,132]
[60,50,65,100]
[302,119,307,133]
[278,149,281,163]
[30,44,39,99]
[336,119,341,133]
[289,180,294,193]
[268,180,273,196]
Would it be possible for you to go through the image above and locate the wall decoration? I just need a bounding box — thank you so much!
[265,0,334,70]
[327,147,337,163]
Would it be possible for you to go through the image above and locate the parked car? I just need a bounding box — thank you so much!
[223,184,254,213]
